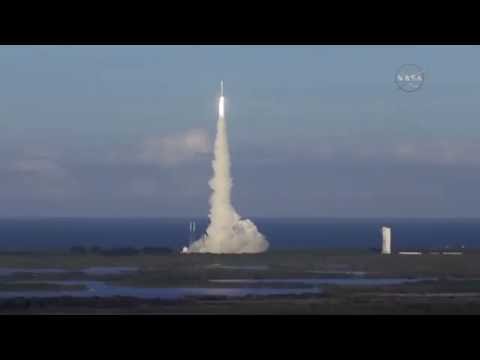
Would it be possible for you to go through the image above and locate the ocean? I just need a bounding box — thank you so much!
[0,218,478,251]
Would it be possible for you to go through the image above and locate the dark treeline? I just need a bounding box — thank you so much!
[69,246,173,256]
[0,251,36,255]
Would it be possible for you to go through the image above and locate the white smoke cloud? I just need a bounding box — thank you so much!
[138,129,210,166]
[188,94,269,254]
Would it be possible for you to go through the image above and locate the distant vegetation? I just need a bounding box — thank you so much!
[69,246,173,256]
[0,282,86,292]
[0,251,36,255]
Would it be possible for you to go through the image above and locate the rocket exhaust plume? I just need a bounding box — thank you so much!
[187,81,269,254]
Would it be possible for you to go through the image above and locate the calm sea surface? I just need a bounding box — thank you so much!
[0,218,478,251]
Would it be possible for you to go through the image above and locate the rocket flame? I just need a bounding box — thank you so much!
[219,96,225,118]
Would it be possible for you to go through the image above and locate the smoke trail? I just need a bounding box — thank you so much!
[187,88,269,253]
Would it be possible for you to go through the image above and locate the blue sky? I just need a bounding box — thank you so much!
[0,45,479,217]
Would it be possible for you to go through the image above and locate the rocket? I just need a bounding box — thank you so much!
[221,80,223,97]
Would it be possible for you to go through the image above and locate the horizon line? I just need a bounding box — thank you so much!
[1,216,480,221]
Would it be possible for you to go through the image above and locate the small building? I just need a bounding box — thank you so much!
[381,226,392,255]
[399,251,422,255]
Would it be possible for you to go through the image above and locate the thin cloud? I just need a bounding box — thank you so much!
[10,158,67,178]
[137,129,210,166]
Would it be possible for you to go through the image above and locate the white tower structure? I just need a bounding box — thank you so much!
[381,226,392,254]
